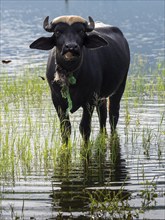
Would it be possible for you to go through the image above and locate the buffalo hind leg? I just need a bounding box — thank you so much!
[79,104,94,144]
[109,76,127,132]
[96,99,107,133]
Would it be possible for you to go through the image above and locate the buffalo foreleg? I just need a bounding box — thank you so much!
[58,110,71,144]
[51,94,71,144]
[79,104,94,144]
[96,99,107,133]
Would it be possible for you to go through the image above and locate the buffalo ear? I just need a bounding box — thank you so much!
[29,36,55,50]
[84,34,108,49]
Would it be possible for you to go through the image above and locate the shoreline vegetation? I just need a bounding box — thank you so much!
[0,57,165,219]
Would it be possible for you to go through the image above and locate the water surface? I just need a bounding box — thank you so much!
[1,0,164,73]
[0,1,165,219]
[1,77,165,219]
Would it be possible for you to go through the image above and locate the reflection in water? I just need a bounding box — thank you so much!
[0,72,164,219]
[1,0,164,75]
[50,133,129,217]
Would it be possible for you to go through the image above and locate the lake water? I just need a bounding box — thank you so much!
[1,79,165,219]
[1,0,165,73]
[0,1,165,220]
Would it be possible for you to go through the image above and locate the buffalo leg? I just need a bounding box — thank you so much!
[79,104,94,143]
[96,99,107,133]
[52,96,71,144]
[58,109,71,144]
[109,76,127,132]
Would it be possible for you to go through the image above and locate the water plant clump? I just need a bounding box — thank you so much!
[0,59,165,219]
[124,56,165,102]
[85,177,158,220]
[0,68,56,179]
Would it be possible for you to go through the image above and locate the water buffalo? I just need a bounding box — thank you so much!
[30,15,130,144]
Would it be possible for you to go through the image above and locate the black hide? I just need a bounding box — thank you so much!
[30,18,130,144]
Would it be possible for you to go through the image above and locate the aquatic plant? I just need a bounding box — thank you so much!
[85,177,158,220]
[0,58,164,219]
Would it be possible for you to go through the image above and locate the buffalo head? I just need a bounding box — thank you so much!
[30,15,108,62]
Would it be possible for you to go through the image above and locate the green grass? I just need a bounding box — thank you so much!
[124,59,165,103]
[84,177,158,220]
[0,59,164,172]
[0,58,165,219]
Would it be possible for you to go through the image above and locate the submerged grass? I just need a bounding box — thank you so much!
[85,177,158,220]
[0,57,165,219]
[125,58,165,103]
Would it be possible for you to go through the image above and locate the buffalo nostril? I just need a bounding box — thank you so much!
[65,43,79,51]
[74,45,78,49]
[65,44,70,49]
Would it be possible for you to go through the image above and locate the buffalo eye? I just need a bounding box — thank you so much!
[78,29,85,36]
[79,30,84,34]
[55,30,62,38]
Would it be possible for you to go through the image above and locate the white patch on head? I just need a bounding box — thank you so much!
[95,21,111,28]
[52,15,87,25]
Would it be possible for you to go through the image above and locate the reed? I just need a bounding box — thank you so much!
[0,57,164,219]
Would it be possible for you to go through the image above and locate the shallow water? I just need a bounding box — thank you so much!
[0,1,165,219]
[1,0,165,74]
[0,78,165,219]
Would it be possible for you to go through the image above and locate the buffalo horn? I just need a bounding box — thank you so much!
[43,16,55,32]
[86,16,95,32]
